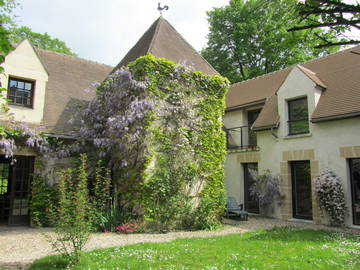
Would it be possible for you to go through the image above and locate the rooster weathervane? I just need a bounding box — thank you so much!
[158,3,169,16]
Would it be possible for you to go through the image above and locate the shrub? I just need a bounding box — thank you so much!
[314,169,347,226]
[30,170,58,227]
[47,154,95,266]
[97,205,133,232]
[250,170,283,215]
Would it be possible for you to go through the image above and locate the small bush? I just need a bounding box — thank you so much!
[314,169,347,226]
[47,154,95,266]
[31,171,58,227]
[97,205,133,232]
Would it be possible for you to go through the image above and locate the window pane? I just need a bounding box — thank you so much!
[17,81,24,89]
[289,98,308,121]
[16,97,23,104]
[16,90,24,98]
[289,98,309,134]
[9,87,16,96]
[24,83,32,90]
[9,80,17,88]
[289,120,309,134]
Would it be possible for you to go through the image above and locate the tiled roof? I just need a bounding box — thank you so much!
[112,17,218,75]
[36,49,113,134]
[227,45,360,128]
[252,94,279,130]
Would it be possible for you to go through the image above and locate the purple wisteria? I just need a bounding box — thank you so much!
[68,67,153,167]
[0,122,50,161]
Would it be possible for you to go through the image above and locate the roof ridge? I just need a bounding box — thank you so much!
[303,45,360,67]
[231,66,292,87]
[36,48,113,68]
[158,17,218,74]
[148,16,163,53]
[230,45,360,87]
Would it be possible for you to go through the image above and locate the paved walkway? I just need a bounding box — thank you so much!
[0,216,359,268]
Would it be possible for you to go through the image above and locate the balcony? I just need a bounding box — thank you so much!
[225,126,259,151]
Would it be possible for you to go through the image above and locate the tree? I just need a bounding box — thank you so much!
[0,0,17,68]
[10,26,77,56]
[289,0,360,48]
[202,0,339,83]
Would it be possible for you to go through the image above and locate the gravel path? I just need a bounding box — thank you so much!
[1,216,359,268]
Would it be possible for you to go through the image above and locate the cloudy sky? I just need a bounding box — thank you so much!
[14,0,228,66]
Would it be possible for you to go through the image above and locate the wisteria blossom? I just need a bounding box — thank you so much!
[314,169,347,226]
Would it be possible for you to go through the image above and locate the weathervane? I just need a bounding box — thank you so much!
[158,2,169,16]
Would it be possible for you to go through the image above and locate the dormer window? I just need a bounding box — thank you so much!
[7,77,35,108]
[288,97,309,135]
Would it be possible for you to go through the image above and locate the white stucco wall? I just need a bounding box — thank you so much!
[225,66,360,226]
[257,67,360,226]
[223,108,260,205]
[0,40,48,124]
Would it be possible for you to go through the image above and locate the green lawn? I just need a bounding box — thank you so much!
[30,227,360,270]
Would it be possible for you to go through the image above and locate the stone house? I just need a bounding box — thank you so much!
[1,15,359,228]
[224,46,360,227]
[0,17,216,226]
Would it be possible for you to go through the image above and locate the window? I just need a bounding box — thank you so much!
[7,77,35,107]
[288,97,309,135]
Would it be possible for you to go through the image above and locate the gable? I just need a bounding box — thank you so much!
[228,45,360,123]
[0,40,49,124]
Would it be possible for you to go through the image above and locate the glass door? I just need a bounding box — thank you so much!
[8,156,34,226]
[244,163,259,214]
[350,159,360,225]
[0,157,12,225]
[291,161,312,220]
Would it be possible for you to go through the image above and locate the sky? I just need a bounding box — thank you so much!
[14,0,229,66]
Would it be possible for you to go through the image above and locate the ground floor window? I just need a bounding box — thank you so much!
[243,163,259,214]
[350,158,360,225]
[291,161,312,220]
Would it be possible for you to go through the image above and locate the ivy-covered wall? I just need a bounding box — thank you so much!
[127,55,229,230]
[69,54,229,231]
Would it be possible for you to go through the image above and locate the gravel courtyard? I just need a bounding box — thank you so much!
[1,216,359,268]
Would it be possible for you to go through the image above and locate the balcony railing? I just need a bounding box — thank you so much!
[225,126,258,151]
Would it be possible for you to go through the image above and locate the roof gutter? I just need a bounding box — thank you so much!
[226,99,266,112]
[252,122,279,132]
[311,111,360,123]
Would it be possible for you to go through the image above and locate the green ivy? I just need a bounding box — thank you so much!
[30,160,58,227]
[124,54,229,231]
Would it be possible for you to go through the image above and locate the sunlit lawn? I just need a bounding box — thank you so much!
[30,227,360,270]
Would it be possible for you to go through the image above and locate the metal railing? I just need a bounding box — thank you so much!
[225,126,258,150]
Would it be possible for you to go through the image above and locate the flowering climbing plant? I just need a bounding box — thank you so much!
[66,54,229,231]
[314,169,347,226]
[0,97,50,161]
[250,170,283,215]
[66,66,152,168]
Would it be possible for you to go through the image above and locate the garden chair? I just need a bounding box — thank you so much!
[226,196,248,221]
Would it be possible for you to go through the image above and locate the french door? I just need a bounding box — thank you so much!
[244,163,259,214]
[0,157,12,225]
[350,159,360,225]
[0,155,34,226]
[291,161,313,220]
